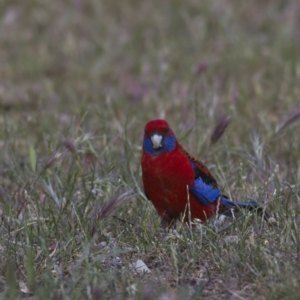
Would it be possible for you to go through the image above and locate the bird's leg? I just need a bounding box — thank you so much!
[160,218,171,229]
[160,213,176,229]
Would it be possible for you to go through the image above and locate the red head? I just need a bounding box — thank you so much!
[143,119,177,155]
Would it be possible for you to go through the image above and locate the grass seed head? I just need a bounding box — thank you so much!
[210,115,231,145]
[61,136,77,154]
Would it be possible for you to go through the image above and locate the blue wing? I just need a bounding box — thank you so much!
[189,175,221,206]
[180,146,262,213]
[180,145,221,206]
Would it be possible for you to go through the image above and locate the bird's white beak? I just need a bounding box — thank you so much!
[151,134,162,149]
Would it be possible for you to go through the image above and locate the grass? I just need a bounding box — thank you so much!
[1,0,300,298]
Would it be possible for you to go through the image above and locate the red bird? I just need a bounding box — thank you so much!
[141,119,258,226]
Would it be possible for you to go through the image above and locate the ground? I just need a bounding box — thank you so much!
[1,0,300,299]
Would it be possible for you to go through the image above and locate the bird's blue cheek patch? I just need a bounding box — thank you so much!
[143,138,154,154]
[164,136,176,152]
[143,135,176,155]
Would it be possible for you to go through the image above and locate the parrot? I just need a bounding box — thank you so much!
[141,119,260,226]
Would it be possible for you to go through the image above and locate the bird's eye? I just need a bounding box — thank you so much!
[165,127,170,133]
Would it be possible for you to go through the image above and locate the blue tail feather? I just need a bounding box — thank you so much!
[221,197,268,219]
[222,198,258,209]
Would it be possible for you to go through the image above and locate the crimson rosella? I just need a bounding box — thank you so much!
[141,119,259,226]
